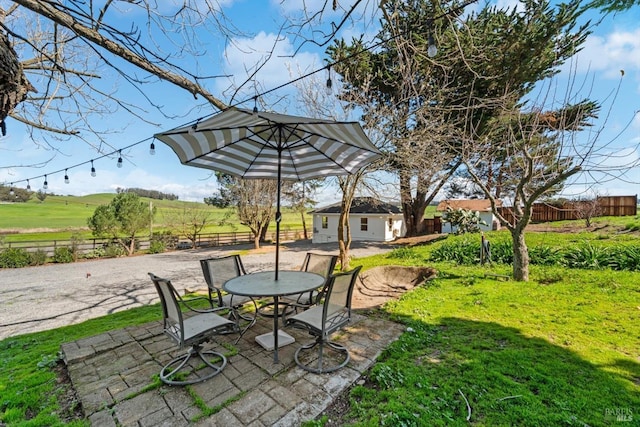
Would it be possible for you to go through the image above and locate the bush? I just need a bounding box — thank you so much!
[0,248,32,268]
[148,240,165,254]
[150,231,176,251]
[53,247,74,264]
[430,236,480,264]
[530,245,562,266]
[561,242,612,270]
[103,243,126,258]
[29,249,48,266]
[488,240,513,264]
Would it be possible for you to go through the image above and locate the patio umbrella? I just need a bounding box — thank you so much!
[154,107,381,279]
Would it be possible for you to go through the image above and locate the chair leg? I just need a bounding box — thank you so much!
[160,344,227,386]
[294,337,350,374]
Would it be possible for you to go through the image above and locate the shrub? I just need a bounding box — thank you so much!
[148,240,165,254]
[0,248,32,268]
[561,242,612,270]
[150,231,176,250]
[442,207,487,234]
[53,247,74,264]
[430,236,479,264]
[530,245,562,266]
[29,249,48,266]
[488,240,513,264]
[103,243,126,258]
[83,248,106,259]
[607,245,640,271]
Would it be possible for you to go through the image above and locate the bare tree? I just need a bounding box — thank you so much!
[295,70,383,270]
[165,203,212,249]
[459,73,617,281]
[1,1,376,149]
[572,192,605,228]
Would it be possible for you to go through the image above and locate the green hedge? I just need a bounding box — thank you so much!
[430,239,640,271]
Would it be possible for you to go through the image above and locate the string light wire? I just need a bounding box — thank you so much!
[2,1,475,190]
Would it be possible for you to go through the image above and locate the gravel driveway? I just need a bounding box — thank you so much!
[0,240,392,340]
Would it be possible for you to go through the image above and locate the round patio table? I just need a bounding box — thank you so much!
[223,270,324,364]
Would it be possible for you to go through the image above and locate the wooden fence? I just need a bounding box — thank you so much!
[497,195,637,224]
[1,228,308,257]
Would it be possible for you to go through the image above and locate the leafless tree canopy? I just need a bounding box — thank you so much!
[0,0,373,152]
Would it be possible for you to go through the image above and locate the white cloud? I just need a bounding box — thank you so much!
[494,0,524,13]
[216,32,321,104]
[571,28,640,79]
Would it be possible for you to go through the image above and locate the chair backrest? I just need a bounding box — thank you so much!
[322,266,362,332]
[300,252,338,279]
[200,255,246,306]
[148,273,185,344]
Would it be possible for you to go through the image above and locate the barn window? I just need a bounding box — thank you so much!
[321,216,328,229]
[360,217,368,231]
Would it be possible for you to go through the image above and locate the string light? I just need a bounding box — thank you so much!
[43,175,48,190]
[64,169,70,184]
[91,160,96,177]
[253,96,258,113]
[26,179,31,190]
[326,66,333,95]
[427,33,437,58]
[117,150,123,168]
[149,142,155,155]
[9,184,14,196]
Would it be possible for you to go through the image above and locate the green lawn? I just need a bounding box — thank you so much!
[1,225,639,426]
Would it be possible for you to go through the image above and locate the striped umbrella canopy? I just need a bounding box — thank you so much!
[154,107,381,279]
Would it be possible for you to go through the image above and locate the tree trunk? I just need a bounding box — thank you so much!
[510,226,529,281]
[253,234,260,250]
[0,30,35,134]
[400,171,418,236]
[300,211,308,240]
[338,207,351,271]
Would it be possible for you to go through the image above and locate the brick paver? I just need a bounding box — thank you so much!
[61,313,404,426]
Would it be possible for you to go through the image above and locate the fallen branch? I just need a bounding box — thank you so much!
[497,395,522,401]
[459,389,471,421]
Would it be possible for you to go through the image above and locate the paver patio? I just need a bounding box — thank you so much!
[61,311,404,426]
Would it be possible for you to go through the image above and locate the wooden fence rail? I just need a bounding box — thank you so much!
[1,228,308,257]
[497,195,637,224]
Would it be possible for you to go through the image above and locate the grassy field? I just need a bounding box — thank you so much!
[0,193,310,241]
[1,220,639,426]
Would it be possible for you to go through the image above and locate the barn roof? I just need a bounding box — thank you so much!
[312,197,402,214]
[436,199,502,212]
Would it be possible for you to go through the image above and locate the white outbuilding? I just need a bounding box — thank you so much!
[311,197,406,244]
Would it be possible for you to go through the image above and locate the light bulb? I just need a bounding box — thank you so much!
[91,161,96,177]
[149,142,156,155]
[64,170,70,184]
[26,180,31,190]
[9,185,14,196]
[427,34,437,58]
[43,175,48,190]
[117,152,123,168]
[326,77,333,95]
[188,123,197,135]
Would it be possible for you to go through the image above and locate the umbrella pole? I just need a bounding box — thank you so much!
[275,149,282,281]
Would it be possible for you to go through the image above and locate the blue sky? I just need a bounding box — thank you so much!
[0,0,638,204]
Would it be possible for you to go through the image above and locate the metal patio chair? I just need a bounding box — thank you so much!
[285,266,362,373]
[200,255,257,331]
[149,273,240,386]
[282,252,338,311]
